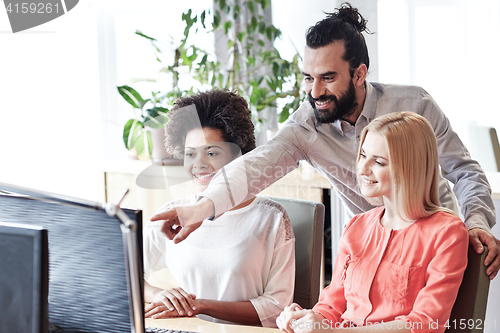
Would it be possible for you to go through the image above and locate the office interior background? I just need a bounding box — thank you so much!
[1,0,499,329]
[1,0,499,200]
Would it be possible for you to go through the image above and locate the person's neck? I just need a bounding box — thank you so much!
[380,198,416,230]
[342,80,367,126]
[230,196,256,211]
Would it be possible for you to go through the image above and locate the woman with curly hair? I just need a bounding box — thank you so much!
[143,89,295,328]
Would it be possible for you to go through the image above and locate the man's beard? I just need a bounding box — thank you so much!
[309,81,358,124]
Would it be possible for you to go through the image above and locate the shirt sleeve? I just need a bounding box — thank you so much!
[143,201,176,281]
[201,120,310,217]
[420,90,496,230]
[312,216,358,324]
[395,217,469,333]
[143,222,168,281]
[249,209,296,328]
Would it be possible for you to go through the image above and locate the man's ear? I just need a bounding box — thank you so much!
[353,64,368,87]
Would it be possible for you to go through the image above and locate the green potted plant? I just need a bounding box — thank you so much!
[117,25,202,161]
[181,0,306,129]
[117,85,171,161]
[118,0,305,159]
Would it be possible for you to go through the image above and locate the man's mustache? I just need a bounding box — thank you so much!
[308,93,337,104]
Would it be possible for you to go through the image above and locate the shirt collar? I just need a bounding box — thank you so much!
[358,81,377,125]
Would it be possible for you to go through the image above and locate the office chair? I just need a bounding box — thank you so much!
[266,196,325,309]
[447,245,490,333]
[468,122,500,172]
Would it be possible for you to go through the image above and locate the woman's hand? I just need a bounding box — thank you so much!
[145,287,198,319]
[277,303,327,333]
[145,300,185,319]
[150,197,215,243]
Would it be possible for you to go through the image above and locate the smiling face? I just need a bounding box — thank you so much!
[184,127,236,192]
[357,131,392,202]
[303,42,359,124]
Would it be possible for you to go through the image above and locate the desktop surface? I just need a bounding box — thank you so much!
[146,317,279,333]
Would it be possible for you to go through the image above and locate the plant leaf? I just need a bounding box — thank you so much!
[135,30,157,41]
[266,26,273,41]
[224,20,232,34]
[123,119,144,149]
[213,10,221,28]
[247,1,255,14]
[279,106,290,123]
[237,31,246,42]
[259,22,266,34]
[134,130,153,158]
[143,107,169,129]
[200,10,206,29]
[251,16,258,32]
[134,131,147,157]
[117,86,144,109]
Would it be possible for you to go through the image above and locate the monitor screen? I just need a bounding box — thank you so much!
[0,185,144,333]
[0,222,48,333]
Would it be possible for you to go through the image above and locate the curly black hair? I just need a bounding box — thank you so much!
[306,2,371,76]
[164,89,256,159]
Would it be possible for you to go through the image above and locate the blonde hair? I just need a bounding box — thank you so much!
[357,112,454,221]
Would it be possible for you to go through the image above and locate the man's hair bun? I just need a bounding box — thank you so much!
[330,2,370,33]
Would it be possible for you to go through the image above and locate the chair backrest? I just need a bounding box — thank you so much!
[266,196,325,309]
[468,122,500,172]
[447,245,490,333]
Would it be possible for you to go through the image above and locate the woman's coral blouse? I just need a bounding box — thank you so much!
[313,207,469,333]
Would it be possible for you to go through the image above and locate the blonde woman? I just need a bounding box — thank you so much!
[277,112,468,333]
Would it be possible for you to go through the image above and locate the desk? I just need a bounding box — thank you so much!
[145,317,279,332]
[144,277,279,332]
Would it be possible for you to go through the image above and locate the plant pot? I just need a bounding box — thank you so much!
[147,127,183,165]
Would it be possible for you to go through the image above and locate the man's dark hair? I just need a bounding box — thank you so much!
[306,2,371,76]
[164,89,256,159]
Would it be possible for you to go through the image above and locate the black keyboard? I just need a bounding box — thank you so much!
[146,327,198,333]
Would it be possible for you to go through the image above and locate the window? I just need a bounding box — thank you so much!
[378,0,500,147]
[94,0,210,160]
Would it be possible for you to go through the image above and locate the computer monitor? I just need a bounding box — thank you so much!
[0,183,145,333]
[0,222,49,333]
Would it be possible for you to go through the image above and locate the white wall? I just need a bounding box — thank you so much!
[0,0,208,201]
[378,0,500,150]
[0,1,104,201]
